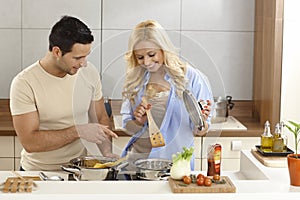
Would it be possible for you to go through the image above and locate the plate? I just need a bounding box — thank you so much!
[255,145,294,157]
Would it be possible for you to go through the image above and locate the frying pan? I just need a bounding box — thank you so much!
[134,158,172,180]
[182,89,206,131]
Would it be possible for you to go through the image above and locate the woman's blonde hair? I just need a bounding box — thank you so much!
[123,20,187,102]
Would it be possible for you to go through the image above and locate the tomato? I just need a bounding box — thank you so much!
[213,174,220,181]
[197,173,205,180]
[196,177,205,186]
[204,177,212,187]
[183,175,192,184]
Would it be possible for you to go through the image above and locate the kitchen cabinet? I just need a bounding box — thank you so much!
[0,136,22,170]
[0,136,14,170]
[14,137,22,170]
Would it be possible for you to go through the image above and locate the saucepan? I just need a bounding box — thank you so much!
[61,156,128,181]
[212,96,235,123]
[134,158,172,180]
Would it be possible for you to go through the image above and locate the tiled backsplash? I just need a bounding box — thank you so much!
[0,0,255,100]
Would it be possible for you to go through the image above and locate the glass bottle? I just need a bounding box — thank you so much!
[207,144,222,176]
[272,123,284,152]
[280,121,288,152]
[261,121,273,152]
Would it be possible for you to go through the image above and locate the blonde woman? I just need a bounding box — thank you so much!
[121,20,213,169]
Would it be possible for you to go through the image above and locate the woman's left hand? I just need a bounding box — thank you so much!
[199,99,211,120]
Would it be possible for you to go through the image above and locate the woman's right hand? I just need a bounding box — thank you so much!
[133,102,150,126]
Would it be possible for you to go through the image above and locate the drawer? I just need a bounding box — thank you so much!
[14,136,23,158]
[0,158,14,170]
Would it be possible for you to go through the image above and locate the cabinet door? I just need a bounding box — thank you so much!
[14,136,23,158]
[0,136,14,170]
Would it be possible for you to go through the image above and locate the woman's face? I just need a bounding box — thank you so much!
[133,40,164,72]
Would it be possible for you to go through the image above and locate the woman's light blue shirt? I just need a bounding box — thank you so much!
[120,65,213,170]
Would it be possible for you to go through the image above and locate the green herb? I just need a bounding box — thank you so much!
[172,147,194,164]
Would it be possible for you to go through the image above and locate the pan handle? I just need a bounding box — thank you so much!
[61,165,82,177]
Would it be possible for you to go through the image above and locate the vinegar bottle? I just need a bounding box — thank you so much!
[261,121,273,152]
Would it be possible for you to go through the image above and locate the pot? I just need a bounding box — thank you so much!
[287,154,300,186]
[61,156,127,181]
[212,96,234,123]
[134,158,172,180]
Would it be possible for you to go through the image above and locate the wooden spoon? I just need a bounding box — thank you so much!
[142,97,165,148]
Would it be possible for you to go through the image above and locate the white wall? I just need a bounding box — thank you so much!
[0,0,255,100]
[281,0,300,151]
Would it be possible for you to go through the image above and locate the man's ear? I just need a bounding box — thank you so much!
[52,46,62,58]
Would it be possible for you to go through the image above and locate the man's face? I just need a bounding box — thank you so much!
[57,43,91,76]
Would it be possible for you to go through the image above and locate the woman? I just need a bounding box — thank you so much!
[120,20,213,169]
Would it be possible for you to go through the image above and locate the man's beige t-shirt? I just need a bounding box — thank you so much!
[10,61,102,170]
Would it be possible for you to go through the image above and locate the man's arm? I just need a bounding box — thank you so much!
[13,109,118,153]
[90,98,119,158]
[12,111,79,153]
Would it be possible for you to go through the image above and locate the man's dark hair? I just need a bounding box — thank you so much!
[49,15,94,55]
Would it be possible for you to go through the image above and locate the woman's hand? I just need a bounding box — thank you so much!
[199,99,211,120]
[133,102,151,126]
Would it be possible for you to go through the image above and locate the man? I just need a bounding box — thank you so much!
[10,16,119,171]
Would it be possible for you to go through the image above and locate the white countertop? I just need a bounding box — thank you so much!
[113,115,247,132]
[1,150,299,200]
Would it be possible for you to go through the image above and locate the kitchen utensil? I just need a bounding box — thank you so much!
[142,97,165,148]
[1,172,39,193]
[134,158,172,180]
[61,156,128,181]
[212,96,235,123]
[182,90,206,131]
[2,177,34,193]
[39,172,64,181]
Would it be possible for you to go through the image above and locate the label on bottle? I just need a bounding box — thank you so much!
[207,144,222,176]
[261,135,273,152]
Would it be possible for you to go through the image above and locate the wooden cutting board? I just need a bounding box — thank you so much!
[169,176,236,193]
[251,149,287,168]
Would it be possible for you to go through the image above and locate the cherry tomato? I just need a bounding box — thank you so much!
[213,174,220,181]
[197,173,205,180]
[204,177,212,187]
[196,177,205,186]
[183,175,192,185]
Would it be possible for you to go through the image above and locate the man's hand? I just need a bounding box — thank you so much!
[76,123,118,144]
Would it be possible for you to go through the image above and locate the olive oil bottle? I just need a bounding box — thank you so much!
[280,121,288,152]
[261,121,273,152]
[272,123,284,152]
